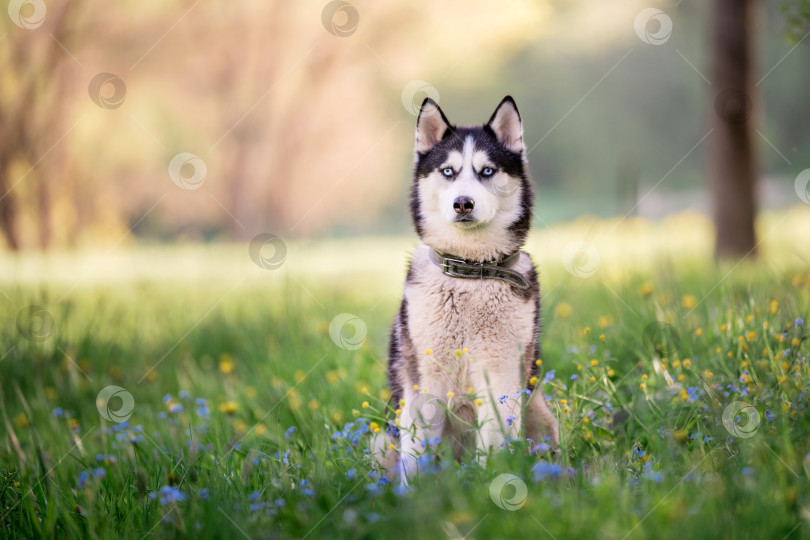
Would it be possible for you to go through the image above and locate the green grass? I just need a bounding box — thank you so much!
[2,214,810,539]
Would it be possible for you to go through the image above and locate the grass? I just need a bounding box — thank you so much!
[2,209,810,539]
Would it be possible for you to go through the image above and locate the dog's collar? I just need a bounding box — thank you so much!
[428,249,531,290]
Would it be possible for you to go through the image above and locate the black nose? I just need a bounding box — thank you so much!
[453,196,475,215]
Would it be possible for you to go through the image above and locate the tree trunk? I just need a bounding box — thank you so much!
[710,0,758,258]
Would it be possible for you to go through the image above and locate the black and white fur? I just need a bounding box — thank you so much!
[384,96,559,478]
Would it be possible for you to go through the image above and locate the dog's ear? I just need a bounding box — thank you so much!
[415,98,452,154]
[487,96,524,153]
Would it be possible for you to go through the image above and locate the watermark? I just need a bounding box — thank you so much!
[88,73,127,110]
[714,88,752,125]
[634,8,672,46]
[168,153,207,190]
[402,80,440,117]
[561,241,600,278]
[16,305,55,342]
[8,0,46,29]
[321,1,359,37]
[329,313,367,350]
[488,473,528,511]
[96,386,135,423]
[642,321,681,356]
[483,174,519,198]
[408,392,445,429]
[722,401,760,438]
[248,233,287,270]
[795,168,810,204]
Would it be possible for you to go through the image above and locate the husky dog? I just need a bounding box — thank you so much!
[386,96,559,478]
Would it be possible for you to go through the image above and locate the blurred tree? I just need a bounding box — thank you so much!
[710,0,758,258]
[0,1,81,250]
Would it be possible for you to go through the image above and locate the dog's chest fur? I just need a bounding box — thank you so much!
[402,246,536,392]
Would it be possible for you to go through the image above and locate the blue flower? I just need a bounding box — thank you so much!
[77,471,89,488]
[197,488,210,500]
[543,370,556,384]
[158,486,188,505]
[169,403,184,414]
[796,318,804,327]
[570,374,578,381]
[506,415,517,427]
[741,467,754,476]
[498,395,508,404]
[179,390,190,399]
[249,491,261,502]
[644,469,662,483]
[532,461,562,481]
[163,394,172,404]
[530,443,550,455]
[346,469,357,480]
[93,468,106,478]
[285,426,297,440]
[52,407,65,418]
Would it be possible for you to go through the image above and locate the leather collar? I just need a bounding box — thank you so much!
[428,249,530,290]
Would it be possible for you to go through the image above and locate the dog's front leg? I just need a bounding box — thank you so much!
[397,389,446,484]
[472,369,522,466]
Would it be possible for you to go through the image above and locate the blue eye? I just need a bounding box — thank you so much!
[441,167,454,178]
[481,167,494,177]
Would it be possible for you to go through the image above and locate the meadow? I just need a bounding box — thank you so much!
[2,209,810,539]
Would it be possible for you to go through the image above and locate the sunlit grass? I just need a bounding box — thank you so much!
[1,208,810,538]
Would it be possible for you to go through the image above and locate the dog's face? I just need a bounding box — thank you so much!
[410,96,533,262]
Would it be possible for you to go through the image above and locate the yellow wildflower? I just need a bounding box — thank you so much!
[638,282,654,297]
[219,356,235,374]
[219,401,237,414]
[555,302,572,318]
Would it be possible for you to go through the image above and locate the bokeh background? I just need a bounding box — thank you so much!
[4,2,810,538]
[1,0,809,252]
